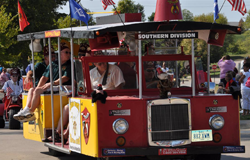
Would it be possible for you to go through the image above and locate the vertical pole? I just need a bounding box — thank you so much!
[70,38,75,97]
[175,39,179,87]
[138,32,142,99]
[30,37,35,88]
[48,38,55,145]
[207,44,210,94]
[58,37,64,147]
[191,39,195,96]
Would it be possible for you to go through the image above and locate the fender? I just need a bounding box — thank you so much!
[0,103,4,116]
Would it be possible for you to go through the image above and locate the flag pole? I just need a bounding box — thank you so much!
[112,5,125,26]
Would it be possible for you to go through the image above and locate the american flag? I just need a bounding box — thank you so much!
[227,0,247,15]
[102,0,115,10]
[6,87,13,98]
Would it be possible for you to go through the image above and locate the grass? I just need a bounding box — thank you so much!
[240,114,250,120]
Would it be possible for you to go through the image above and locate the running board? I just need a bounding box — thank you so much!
[44,143,71,154]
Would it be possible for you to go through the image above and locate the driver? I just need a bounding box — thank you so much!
[0,68,23,95]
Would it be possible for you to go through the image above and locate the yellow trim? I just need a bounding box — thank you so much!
[75,98,99,157]
[87,11,115,14]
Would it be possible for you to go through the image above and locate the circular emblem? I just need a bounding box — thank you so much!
[117,103,122,108]
[213,100,218,105]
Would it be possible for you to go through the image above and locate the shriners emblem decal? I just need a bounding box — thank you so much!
[213,100,218,105]
[117,103,122,108]
[82,108,90,144]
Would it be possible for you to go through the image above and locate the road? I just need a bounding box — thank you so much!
[0,121,249,160]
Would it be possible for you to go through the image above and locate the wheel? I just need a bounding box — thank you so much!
[9,108,20,129]
[48,148,63,156]
[0,116,5,128]
[194,154,221,160]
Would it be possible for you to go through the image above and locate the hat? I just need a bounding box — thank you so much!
[10,68,20,76]
[60,42,70,51]
[43,45,55,56]
[79,43,91,54]
[144,61,155,69]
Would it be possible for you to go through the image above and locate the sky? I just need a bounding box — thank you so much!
[57,0,250,22]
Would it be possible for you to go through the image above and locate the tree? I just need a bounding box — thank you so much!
[148,12,155,22]
[181,13,238,71]
[0,5,19,67]
[114,0,146,21]
[182,9,193,21]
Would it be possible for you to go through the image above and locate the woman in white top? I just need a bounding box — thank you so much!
[239,63,250,116]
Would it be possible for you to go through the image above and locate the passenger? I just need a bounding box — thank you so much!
[224,72,237,94]
[90,52,125,90]
[144,61,159,88]
[0,68,23,95]
[13,42,72,122]
[117,44,137,89]
[0,68,10,89]
[216,82,224,94]
[78,43,91,58]
[144,42,155,55]
[239,63,250,116]
[218,55,236,87]
[24,46,56,90]
[43,104,69,143]
[161,62,169,73]
[6,68,11,80]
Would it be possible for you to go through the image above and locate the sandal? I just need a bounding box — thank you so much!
[42,131,61,142]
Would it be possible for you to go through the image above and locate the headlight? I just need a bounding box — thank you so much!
[112,118,129,134]
[12,96,18,101]
[209,114,224,130]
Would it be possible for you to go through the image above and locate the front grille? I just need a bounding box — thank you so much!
[151,104,189,141]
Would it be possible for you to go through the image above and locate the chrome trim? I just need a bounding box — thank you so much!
[209,114,225,130]
[147,98,192,147]
[112,118,129,134]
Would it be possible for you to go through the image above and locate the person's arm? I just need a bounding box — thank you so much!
[239,75,245,83]
[37,76,49,88]
[53,76,70,85]
[112,66,125,89]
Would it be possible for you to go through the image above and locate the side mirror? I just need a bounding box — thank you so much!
[204,82,215,93]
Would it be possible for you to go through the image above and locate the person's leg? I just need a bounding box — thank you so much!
[25,88,35,108]
[241,89,247,115]
[30,87,45,112]
[57,104,69,134]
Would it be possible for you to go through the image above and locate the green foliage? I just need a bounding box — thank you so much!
[181,9,193,21]
[148,12,155,22]
[114,0,146,21]
[181,13,242,71]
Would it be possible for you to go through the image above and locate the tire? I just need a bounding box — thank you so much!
[48,148,63,156]
[9,108,21,129]
[0,116,5,128]
[194,154,221,160]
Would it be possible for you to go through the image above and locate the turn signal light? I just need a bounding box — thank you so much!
[116,136,126,147]
[213,133,222,143]
[96,31,100,36]
[237,27,241,32]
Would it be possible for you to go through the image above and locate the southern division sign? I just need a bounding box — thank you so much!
[135,32,198,40]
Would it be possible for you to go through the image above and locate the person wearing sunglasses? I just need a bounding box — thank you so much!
[0,68,23,95]
[14,42,72,122]
[144,61,159,88]
[90,59,125,90]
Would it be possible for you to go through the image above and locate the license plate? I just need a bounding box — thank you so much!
[158,148,187,155]
[192,130,213,142]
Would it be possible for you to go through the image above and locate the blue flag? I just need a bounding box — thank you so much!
[69,0,90,26]
[214,0,219,22]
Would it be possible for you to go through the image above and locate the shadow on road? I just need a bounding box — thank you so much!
[222,155,249,160]
[0,130,23,135]
[41,151,95,160]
